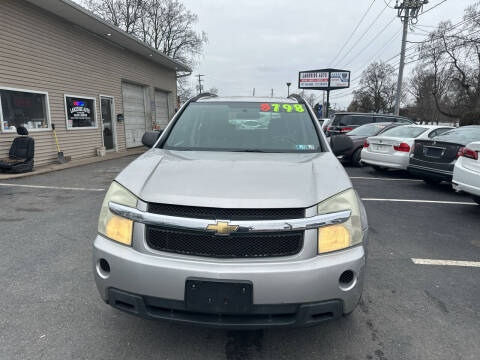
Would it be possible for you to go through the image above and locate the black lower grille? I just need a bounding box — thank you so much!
[146,226,303,258]
[147,203,305,220]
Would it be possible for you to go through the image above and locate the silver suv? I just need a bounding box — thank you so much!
[93,94,368,328]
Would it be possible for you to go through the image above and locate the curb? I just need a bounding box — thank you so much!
[0,147,146,180]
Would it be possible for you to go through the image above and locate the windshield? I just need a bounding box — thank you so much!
[379,126,428,138]
[163,102,321,152]
[434,126,480,143]
[348,123,389,136]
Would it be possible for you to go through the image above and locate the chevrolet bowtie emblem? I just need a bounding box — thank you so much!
[206,221,239,235]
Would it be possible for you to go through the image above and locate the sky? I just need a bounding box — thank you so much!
[180,0,474,109]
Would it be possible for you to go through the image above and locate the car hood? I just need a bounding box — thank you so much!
[115,149,352,208]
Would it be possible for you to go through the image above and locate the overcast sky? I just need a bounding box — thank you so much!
[181,0,473,108]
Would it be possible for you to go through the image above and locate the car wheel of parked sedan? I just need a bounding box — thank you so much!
[473,196,480,205]
[352,148,364,167]
[423,178,442,185]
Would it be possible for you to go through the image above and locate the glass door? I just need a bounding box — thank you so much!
[101,97,114,150]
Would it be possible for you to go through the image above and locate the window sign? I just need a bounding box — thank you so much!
[65,95,97,129]
[0,88,50,132]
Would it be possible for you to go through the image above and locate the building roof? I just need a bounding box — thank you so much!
[25,0,191,73]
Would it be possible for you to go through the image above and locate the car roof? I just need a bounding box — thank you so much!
[395,124,453,128]
[334,112,408,118]
[196,96,298,103]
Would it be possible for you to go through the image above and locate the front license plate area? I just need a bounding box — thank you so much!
[185,279,253,314]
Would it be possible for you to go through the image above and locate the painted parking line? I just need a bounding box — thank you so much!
[362,198,477,205]
[0,182,105,192]
[350,176,423,182]
[412,258,480,268]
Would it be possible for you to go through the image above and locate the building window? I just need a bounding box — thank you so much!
[0,88,50,132]
[65,95,97,129]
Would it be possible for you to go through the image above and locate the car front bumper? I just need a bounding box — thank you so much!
[93,234,366,328]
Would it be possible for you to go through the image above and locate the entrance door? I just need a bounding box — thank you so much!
[101,97,115,150]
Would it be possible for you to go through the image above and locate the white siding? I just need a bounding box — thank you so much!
[155,90,169,130]
[0,0,177,166]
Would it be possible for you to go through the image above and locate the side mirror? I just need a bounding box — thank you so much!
[330,134,354,156]
[141,130,162,148]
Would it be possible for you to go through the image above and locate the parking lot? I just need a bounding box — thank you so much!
[1,155,479,360]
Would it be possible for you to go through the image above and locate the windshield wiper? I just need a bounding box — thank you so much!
[231,149,268,153]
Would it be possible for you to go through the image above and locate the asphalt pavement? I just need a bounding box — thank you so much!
[1,156,479,360]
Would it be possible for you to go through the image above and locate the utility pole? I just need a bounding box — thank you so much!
[252,88,255,96]
[286,82,292,97]
[271,89,274,97]
[196,74,204,94]
[394,0,428,115]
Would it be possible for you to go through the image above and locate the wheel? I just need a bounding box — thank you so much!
[371,165,385,171]
[423,178,442,185]
[352,148,364,167]
[473,196,480,205]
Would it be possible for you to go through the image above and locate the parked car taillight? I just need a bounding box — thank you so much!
[459,147,479,160]
[393,143,411,152]
[456,147,465,159]
[363,140,370,148]
[340,127,353,133]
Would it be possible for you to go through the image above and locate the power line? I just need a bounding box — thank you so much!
[418,0,448,17]
[338,0,394,68]
[329,0,377,66]
[342,16,397,68]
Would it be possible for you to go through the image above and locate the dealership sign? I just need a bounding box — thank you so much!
[298,69,350,90]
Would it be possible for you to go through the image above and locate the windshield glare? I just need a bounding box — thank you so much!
[380,126,428,138]
[163,102,321,152]
[434,126,480,143]
[348,123,388,136]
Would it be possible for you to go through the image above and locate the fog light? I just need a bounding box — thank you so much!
[339,270,356,291]
[106,215,133,246]
[318,224,351,254]
[97,258,110,279]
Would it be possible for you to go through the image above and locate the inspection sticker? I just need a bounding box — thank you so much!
[296,145,315,150]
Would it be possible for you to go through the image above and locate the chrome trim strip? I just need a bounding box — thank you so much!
[109,202,351,233]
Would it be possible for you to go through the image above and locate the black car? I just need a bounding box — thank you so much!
[408,126,480,184]
[325,112,413,136]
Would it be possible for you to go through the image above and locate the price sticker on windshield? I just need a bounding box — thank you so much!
[260,103,305,113]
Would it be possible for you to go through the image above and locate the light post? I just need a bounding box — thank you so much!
[286,82,291,97]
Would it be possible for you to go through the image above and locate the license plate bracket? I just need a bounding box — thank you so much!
[185,278,253,314]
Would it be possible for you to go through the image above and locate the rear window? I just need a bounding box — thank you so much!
[333,114,373,126]
[380,126,428,138]
[163,102,321,152]
[347,123,389,136]
[434,126,480,143]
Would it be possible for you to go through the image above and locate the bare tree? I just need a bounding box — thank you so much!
[84,0,144,34]
[207,87,219,95]
[83,0,207,102]
[418,3,480,124]
[348,62,396,113]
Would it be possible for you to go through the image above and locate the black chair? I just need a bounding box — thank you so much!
[0,126,35,173]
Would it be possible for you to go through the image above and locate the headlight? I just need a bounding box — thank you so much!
[317,188,362,254]
[98,181,138,246]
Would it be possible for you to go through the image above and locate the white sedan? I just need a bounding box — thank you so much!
[452,141,480,205]
[361,125,453,170]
